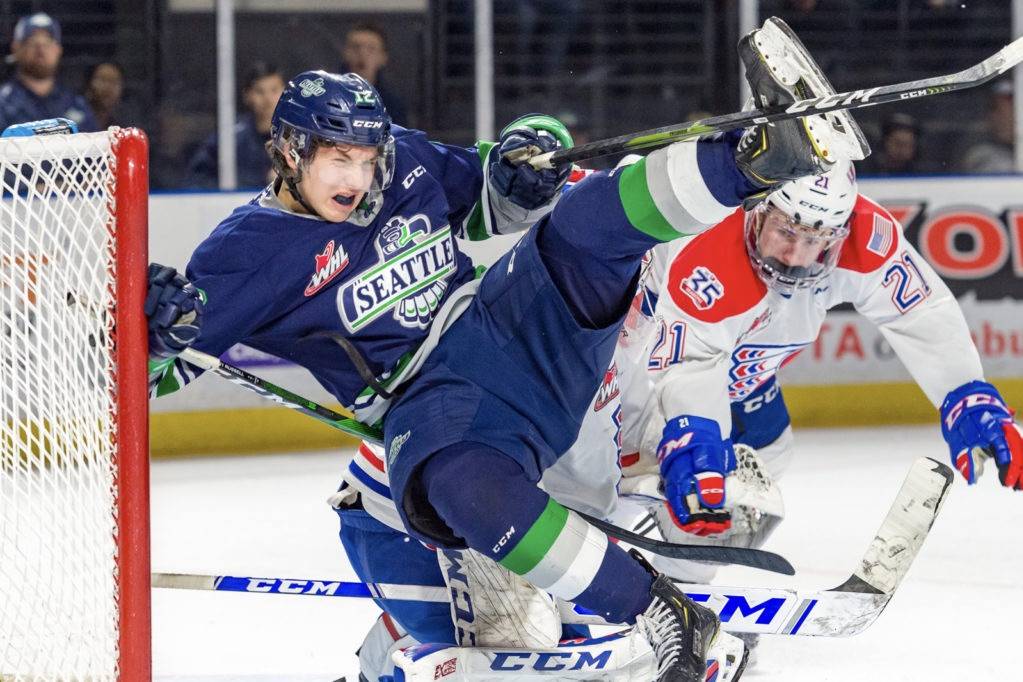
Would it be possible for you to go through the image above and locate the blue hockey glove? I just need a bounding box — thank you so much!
[940,380,1023,490]
[657,415,737,536]
[489,114,573,211]
[145,263,205,359]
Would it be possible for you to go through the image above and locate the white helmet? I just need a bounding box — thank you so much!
[745,159,857,295]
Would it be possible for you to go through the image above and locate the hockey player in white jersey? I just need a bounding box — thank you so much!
[617,159,1023,662]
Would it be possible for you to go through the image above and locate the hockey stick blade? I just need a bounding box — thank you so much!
[658,456,954,636]
[520,35,1023,169]
[579,512,794,576]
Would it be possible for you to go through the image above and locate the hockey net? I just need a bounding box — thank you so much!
[0,128,150,681]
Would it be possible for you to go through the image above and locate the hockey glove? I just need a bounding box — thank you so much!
[489,114,573,211]
[145,263,205,359]
[658,415,737,536]
[940,380,1023,490]
[733,28,833,194]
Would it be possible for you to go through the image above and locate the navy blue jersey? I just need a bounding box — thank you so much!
[0,78,98,132]
[172,126,486,412]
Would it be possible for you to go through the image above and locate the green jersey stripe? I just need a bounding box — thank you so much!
[462,141,497,241]
[499,498,569,575]
[617,157,685,242]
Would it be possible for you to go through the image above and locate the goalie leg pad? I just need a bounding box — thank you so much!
[392,627,656,682]
[357,612,417,682]
[438,548,562,649]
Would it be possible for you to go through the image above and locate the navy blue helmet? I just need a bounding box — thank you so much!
[271,70,396,194]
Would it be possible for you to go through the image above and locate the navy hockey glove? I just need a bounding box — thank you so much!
[489,114,573,211]
[145,263,205,359]
[658,415,737,536]
[941,380,1023,490]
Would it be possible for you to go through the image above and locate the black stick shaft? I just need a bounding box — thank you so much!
[535,35,1023,167]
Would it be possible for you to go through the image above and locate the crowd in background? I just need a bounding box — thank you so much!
[0,4,1018,189]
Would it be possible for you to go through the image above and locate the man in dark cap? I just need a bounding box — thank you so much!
[0,13,98,133]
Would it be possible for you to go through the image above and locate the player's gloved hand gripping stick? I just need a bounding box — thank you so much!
[658,416,738,536]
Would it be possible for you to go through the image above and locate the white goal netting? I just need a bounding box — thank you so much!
[0,130,147,681]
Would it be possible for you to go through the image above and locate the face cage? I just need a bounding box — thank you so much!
[274,125,397,194]
[744,203,850,296]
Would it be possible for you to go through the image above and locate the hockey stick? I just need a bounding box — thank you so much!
[177,347,384,443]
[176,347,794,574]
[154,457,951,636]
[578,512,792,574]
[515,35,1023,169]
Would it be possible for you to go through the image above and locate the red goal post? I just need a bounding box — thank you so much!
[0,127,150,681]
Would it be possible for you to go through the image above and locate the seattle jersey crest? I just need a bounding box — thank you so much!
[337,213,457,333]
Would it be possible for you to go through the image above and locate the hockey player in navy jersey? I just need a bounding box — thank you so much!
[147,54,832,679]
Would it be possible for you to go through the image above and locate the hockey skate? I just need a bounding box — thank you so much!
[633,553,748,682]
[738,16,869,167]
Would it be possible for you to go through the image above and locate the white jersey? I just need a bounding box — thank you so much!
[625,195,984,471]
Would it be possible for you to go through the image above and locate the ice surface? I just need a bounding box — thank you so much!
[152,424,1023,681]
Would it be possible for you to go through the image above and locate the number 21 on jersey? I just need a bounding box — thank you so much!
[883,250,932,313]
[648,320,687,370]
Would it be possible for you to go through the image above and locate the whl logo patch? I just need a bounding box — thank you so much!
[304,240,350,296]
[593,362,620,412]
[680,266,724,310]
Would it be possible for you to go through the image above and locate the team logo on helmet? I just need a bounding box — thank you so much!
[298,77,326,97]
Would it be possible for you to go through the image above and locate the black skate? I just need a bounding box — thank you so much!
[638,574,725,682]
[629,548,747,682]
[735,18,868,190]
[734,29,829,190]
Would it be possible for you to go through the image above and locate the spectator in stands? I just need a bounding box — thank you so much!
[0,13,98,133]
[961,79,1015,173]
[340,22,408,126]
[860,113,922,176]
[85,61,144,130]
[185,62,285,189]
